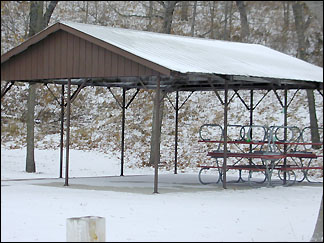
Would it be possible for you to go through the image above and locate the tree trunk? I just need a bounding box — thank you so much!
[228,1,233,40]
[293,3,322,241]
[26,1,58,173]
[43,1,58,27]
[28,1,44,37]
[292,2,307,59]
[149,90,165,165]
[306,89,321,149]
[181,1,189,21]
[304,1,323,29]
[147,1,153,31]
[162,1,177,34]
[26,83,36,172]
[311,195,323,242]
[94,1,98,23]
[292,1,320,147]
[149,1,178,165]
[85,1,89,24]
[283,1,290,31]
[223,1,229,40]
[191,1,197,37]
[210,1,216,39]
[235,1,250,42]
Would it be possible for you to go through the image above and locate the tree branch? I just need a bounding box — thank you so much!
[43,1,58,26]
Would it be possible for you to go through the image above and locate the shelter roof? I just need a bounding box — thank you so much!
[1,21,323,91]
[60,21,322,83]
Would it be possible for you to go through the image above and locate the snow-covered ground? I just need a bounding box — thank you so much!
[1,147,323,242]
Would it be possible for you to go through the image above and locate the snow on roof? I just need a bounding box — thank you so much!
[61,21,322,82]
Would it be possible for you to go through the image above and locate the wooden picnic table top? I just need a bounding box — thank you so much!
[206,151,320,159]
[198,140,323,146]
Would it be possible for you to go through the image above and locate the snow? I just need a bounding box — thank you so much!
[1,146,323,242]
[59,21,323,82]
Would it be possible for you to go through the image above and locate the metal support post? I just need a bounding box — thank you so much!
[174,91,179,174]
[64,79,71,187]
[60,85,64,178]
[283,88,288,184]
[121,88,126,176]
[249,90,253,164]
[166,91,194,174]
[223,79,229,189]
[108,88,139,175]
[153,76,161,193]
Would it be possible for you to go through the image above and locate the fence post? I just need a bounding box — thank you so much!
[66,216,106,242]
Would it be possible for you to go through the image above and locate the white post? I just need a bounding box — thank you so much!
[66,216,106,242]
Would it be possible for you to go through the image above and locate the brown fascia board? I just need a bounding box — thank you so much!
[1,23,61,64]
[1,22,172,76]
[59,23,171,76]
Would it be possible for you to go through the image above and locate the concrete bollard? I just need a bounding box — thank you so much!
[66,216,106,242]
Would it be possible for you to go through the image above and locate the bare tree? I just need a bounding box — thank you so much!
[28,1,58,37]
[223,1,231,40]
[235,1,250,42]
[210,1,216,39]
[26,1,58,173]
[94,1,98,23]
[283,1,290,31]
[228,1,233,40]
[161,1,178,34]
[85,1,89,23]
[311,196,323,242]
[301,2,323,241]
[190,1,197,37]
[304,1,323,29]
[279,1,291,52]
[292,1,320,148]
[149,1,179,165]
[180,1,189,21]
[147,1,153,31]
[293,4,322,240]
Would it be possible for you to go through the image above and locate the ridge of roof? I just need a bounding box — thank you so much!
[59,20,250,45]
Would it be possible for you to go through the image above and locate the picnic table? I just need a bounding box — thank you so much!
[197,124,323,187]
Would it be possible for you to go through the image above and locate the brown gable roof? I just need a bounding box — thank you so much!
[1,22,171,81]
